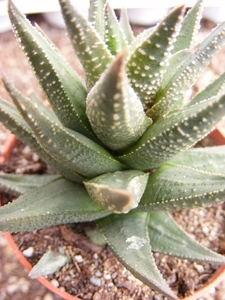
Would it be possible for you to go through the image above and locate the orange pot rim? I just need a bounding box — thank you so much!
[3,232,80,300]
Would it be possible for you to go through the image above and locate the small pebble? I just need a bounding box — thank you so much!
[50,279,59,287]
[22,247,34,257]
[95,270,102,277]
[43,293,54,300]
[104,273,111,280]
[93,292,102,300]
[107,282,114,287]
[194,263,204,273]
[90,275,102,287]
[93,253,98,259]
[75,255,83,263]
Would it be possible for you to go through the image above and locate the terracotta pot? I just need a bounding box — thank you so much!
[3,232,80,300]
[2,127,225,300]
[183,264,225,300]
[209,125,225,146]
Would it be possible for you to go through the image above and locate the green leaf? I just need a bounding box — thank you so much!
[8,84,125,177]
[88,0,106,40]
[84,170,149,214]
[59,0,113,90]
[86,51,151,151]
[0,96,83,182]
[7,0,93,137]
[148,20,225,120]
[148,211,225,264]
[188,71,225,106]
[29,250,71,278]
[104,3,128,55]
[118,95,225,170]
[97,211,177,299]
[28,93,59,123]
[119,8,134,45]
[127,5,184,109]
[168,146,225,175]
[169,60,225,113]
[138,161,225,212]
[0,178,111,232]
[0,173,60,197]
[172,0,203,53]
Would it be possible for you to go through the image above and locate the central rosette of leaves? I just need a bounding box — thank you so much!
[1,0,225,298]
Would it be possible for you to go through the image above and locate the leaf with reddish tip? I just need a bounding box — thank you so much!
[84,170,149,213]
[86,52,151,151]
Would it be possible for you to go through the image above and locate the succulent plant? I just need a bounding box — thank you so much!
[1,0,225,298]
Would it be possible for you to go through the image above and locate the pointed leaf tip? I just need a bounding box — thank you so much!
[98,212,178,299]
[86,51,151,151]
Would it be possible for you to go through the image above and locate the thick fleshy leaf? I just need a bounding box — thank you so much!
[29,250,71,278]
[119,8,134,45]
[148,20,225,120]
[127,5,184,109]
[84,170,149,213]
[3,78,125,177]
[0,173,60,197]
[104,4,128,55]
[59,0,113,90]
[138,162,225,212]
[86,52,151,151]
[97,211,177,299]
[118,95,225,170]
[88,0,106,40]
[172,0,203,53]
[170,62,225,112]
[189,71,225,106]
[28,93,59,123]
[148,211,225,264]
[0,95,84,182]
[0,178,110,232]
[168,146,225,175]
[7,0,94,137]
